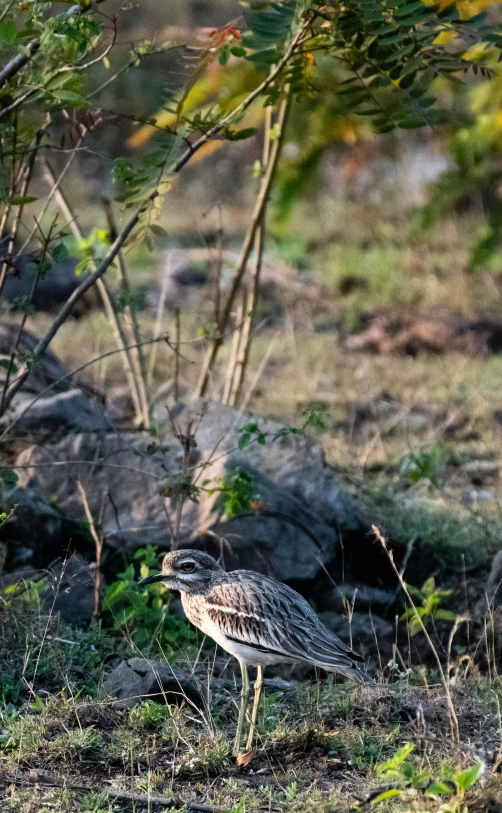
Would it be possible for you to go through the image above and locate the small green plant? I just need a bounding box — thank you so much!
[103,545,196,656]
[206,468,257,518]
[398,443,452,488]
[128,698,171,731]
[326,725,402,770]
[48,727,104,762]
[372,743,484,812]
[401,577,457,636]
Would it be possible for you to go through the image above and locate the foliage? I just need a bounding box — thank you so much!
[421,72,502,271]
[103,545,196,656]
[207,467,258,518]
[398,443,453,487]
[372,743,484,811]
[401,576,457,635]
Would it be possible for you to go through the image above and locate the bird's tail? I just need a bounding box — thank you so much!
[325,661,376,686]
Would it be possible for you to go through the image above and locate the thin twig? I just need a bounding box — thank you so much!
[194,85,293,397]
[102,196,150,427]
[76,481,103,617]
[147,254,173,389]
[0,127,45,299]
[174,305,181,402]
[372,524,459,743]
[42,159,145,425]
[1,198,147,415]
[227,91,291,405]
[172,20,309,176]
[0,334,168,442]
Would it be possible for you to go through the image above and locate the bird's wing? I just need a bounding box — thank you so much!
[205,572,366,677]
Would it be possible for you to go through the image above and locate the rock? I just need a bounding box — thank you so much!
[0,554,102,626]
[318,610,393,652]
[322,583,395,613]
[0,322,71,395]
[0,323,108,434]
[475,550,502,617]
[146,250,336,321]
[3,251,95,314]
[9,388,110,433]
[0,486,89,569]
[48,555,103,626]
[103,658,202,710]
[15,399,363,582]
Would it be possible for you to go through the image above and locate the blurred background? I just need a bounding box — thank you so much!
[4,0,502,607]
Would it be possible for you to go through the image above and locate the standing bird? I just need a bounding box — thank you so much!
[139,550,374,757]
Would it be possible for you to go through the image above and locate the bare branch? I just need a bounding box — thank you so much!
[1,199,147,415]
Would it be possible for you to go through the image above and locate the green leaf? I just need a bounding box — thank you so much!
[0,19,17,45]
[7,196,38,205]
[456,763,483,791]
[52,243,69,262]
[54,89,84,104]
[150,224,169,238]
[1,468,19,486]
[238,432,251,450]
[434,609,457,622]
[376,743,415,775]
[228,127,258,141]
[0,358,18,373]
[398,119,427,129]
[427,781,454,796]
[372,789,402,803]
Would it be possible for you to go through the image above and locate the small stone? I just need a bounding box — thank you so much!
[103,657,203,710]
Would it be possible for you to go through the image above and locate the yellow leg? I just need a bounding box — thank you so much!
[245,665,264,753]
[233,661,250,757]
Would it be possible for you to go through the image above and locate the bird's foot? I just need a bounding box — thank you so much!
[235,749,255,767]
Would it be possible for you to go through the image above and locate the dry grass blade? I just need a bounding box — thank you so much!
[372,524,460,743]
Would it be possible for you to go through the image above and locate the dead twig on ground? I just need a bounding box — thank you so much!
[7,773,224,812]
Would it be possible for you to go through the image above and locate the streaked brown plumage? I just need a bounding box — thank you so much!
[140,549,374,757]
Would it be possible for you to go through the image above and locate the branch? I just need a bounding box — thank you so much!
[42,159,145,425]
[194,86,292,397]
[171,20,309,175]
[8,773,223,812]
[0,199,147,415]
[0,334,168,442]
[0,1,107,90]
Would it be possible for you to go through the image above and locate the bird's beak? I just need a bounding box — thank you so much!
[138,572,165,588]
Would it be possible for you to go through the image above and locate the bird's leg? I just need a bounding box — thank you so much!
[233,661,250,757]
[245,665,264,753]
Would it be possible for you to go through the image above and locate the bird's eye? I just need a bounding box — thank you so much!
[180,561,196,573]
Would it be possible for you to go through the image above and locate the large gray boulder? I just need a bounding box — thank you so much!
[14,399,362,582]
[0,486,88,569]
[9,388,109,433]
[0,554,103,627]
[0,323,108,433]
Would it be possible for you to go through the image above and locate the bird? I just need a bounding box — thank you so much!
[139,549,374,758]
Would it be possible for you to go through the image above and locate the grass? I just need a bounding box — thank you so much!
[2,666,502,811]
[0,583,117,706]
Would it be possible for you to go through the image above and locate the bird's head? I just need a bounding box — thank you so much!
[138,549,223,594]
